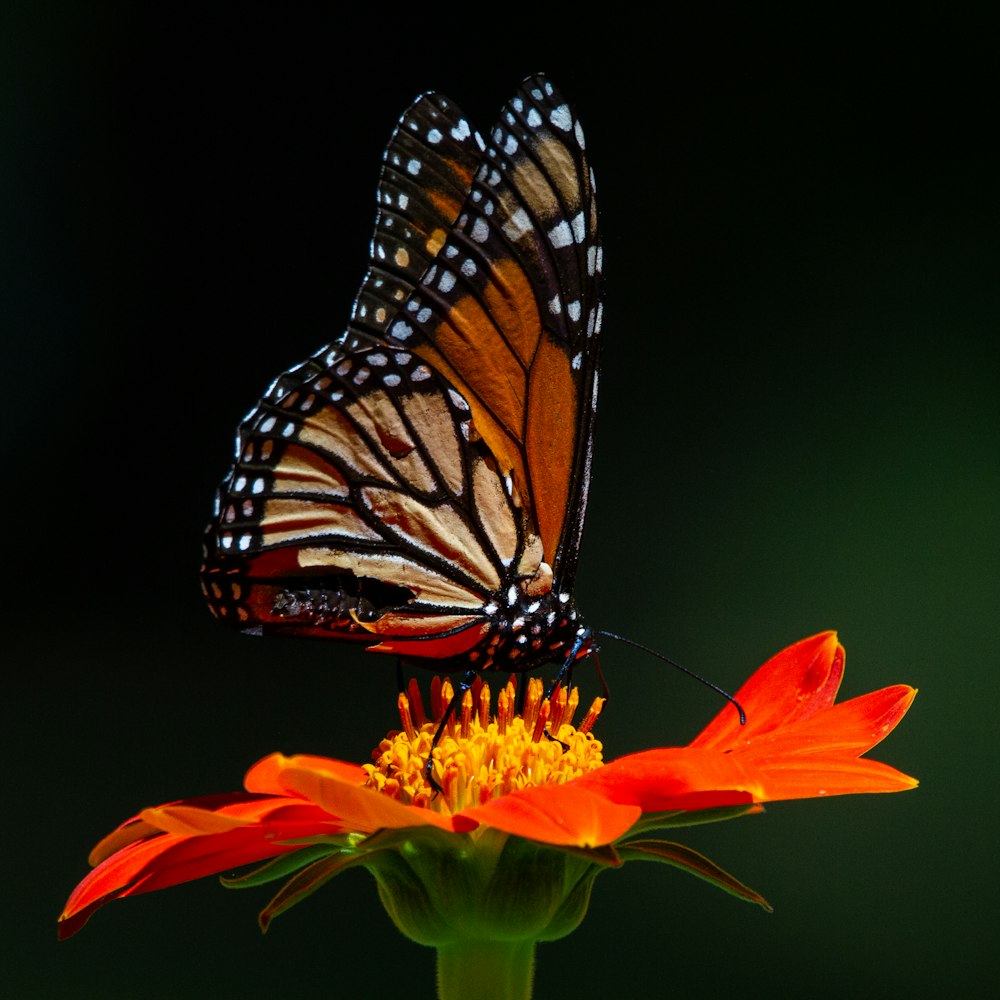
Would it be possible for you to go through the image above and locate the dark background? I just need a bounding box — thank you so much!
[6,4,997,997]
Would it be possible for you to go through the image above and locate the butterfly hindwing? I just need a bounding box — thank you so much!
[203,326,568,663]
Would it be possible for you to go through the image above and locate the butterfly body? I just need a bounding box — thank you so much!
[202,76,602,677]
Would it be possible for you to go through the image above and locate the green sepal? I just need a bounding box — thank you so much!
[629,803,761,836]
[553,841,622,869]
[220,844,342,890]
[617,838,772,911]
[258,850,377,932]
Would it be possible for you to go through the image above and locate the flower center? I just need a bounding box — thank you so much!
[363,676,606,816]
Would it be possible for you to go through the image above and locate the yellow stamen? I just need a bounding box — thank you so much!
[364,677,606,816]
[578,697,605,735]
[406,677,426,727]
[397,692,417,742]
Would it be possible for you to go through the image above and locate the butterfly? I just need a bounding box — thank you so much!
[201,75,603,689]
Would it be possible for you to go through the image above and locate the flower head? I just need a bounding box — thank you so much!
[59,631,916,950]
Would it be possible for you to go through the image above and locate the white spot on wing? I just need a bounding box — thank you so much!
[502,208,531,242]
[550,105,573,131]
[470,218,489,243]
[548,220,573,248]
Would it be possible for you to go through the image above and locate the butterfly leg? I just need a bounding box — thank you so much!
[543,630,593,704]
[424,668,479,790]
[539,630,599,749]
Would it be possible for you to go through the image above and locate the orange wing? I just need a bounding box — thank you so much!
[382,77,602,586]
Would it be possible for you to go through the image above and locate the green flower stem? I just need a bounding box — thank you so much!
[436,939,536,1000]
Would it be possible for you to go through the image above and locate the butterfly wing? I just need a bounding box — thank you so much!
[344,91,486,345]
[202,75,602,668]
[383,75,603,592]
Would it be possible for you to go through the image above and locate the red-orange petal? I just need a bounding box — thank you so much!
[574,748,762,812]
[456,783,641,848]
[61,797,346,940]
[88,793,284,866]
[691,632,843,749]
[272,756,457,833]
[733,684,918,760]
[244,753,366,794]
[59,812,330,940]
[749,755,919,800]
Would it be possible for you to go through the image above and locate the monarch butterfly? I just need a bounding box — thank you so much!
[201,75,602,690]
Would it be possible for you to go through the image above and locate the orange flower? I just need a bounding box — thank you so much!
[59,631,916,945]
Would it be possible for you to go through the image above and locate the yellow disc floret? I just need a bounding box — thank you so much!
[364,676,606,816]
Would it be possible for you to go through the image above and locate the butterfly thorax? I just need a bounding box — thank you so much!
[464,577,588,674]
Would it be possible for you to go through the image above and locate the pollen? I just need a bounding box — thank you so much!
[363,676,605,815]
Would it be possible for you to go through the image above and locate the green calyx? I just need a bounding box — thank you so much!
[221,825,612,944]
[222,804,770,940]
[365,825,610,947]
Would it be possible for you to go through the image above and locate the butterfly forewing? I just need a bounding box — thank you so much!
[202,75,602,673]
[377,76,602,589]
[347,92,485,344]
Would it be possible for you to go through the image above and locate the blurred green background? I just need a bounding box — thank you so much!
[5,4,996,997]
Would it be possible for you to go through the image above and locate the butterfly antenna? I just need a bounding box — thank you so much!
[593,630,746,725]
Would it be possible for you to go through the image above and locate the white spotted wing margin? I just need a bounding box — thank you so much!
[345,90,485,345]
